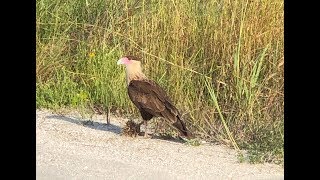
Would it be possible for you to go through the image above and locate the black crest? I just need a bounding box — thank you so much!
[125,55,141,61]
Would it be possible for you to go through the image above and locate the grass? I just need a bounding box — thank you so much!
[36,0,284,164]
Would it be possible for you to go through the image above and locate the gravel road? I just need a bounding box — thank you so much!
[36,109,284,180]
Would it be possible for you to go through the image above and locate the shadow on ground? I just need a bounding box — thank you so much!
[149,133,185,143]
[46,114,187,144]
[46,115,121,134]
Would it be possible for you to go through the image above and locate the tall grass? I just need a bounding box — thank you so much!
[36,0,284,164]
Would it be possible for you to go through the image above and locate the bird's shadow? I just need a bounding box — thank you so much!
[45,114,187,144]
[150,134,186,143]
[46,114,121,134]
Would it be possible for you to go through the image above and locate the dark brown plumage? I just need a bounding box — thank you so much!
[117,56,193,139]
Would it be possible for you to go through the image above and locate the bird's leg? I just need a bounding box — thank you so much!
[136,120,143,136]
[137,120,149,137]
[143,120,149,138]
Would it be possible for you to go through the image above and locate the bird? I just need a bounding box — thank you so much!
[117,55,193,139]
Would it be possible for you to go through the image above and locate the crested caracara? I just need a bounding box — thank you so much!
[117,55,193,139]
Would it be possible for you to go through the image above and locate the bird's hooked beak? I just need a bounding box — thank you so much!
[117,57,130,65]
[117,59,124,65]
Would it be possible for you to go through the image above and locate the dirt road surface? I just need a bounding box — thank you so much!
[36,109,284,180]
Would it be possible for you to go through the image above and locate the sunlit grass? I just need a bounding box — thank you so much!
[36,0,284,164]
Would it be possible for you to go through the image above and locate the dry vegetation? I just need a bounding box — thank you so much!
[36,0,284,164]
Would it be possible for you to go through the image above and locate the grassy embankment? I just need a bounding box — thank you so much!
[36,0,284,164]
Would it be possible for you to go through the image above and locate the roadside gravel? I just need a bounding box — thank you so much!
[36,109,284,180]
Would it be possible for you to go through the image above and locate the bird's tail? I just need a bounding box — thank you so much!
[173,116,193,139]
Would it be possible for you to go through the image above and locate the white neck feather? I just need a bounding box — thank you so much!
[125,61,147,85]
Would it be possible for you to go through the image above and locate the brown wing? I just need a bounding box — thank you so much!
[127,80,179,120]
[128,79,193,138]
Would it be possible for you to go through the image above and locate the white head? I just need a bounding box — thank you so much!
[117,55,146,84]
